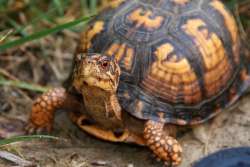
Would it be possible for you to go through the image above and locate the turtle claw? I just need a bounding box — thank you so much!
[164,161,170,167]
[25,122,51,135]
[36,127,49,134]
[25,124,34,134]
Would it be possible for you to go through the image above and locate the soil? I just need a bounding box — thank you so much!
[0,85,250,167]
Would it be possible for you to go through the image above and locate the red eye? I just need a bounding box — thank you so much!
[102,61,109,68]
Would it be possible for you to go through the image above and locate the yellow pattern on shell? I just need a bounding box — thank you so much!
[210,0,238,44]
[182,18,232,97]
[127,8,164,31]
[141,42,201,104]
[101,0,125,9]
[81,21,104,52]
[153,43,194,75]
[105,43,134,71]
[210,0,239,64]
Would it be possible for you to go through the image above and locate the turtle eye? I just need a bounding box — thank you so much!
[102,61,109,67]
[100,60,110,69]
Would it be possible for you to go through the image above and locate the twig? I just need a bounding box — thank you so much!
[0,151,35,167]
[0,29,14,44]
[0,68,31,100]
[0,77,50,93]
[0,68,19,81]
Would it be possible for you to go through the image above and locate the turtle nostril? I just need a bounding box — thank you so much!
[83,81,88,86]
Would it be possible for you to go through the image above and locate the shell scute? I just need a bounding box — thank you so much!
[141,39,202,105]
[113,2,170,43]
[105,42,136,72]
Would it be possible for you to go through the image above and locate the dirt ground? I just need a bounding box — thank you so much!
[0,84,250,167]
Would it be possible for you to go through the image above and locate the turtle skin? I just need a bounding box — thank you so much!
[26,0,250,166]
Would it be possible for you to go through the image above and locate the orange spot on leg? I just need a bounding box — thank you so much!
[171,0,189,5]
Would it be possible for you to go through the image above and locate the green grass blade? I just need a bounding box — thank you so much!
[53,0,64,16]
[0,15,92,52]
[0,77,50,93]
[225,0,237,11]
[7,17,28,37]
[80,0,89,15]
[0,135,59,146]
[30,7,56,25]
[6,6,58,37]
[90,0,97,15]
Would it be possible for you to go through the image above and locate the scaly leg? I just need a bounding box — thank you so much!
[144,120,182,166]
[26,88,80,133]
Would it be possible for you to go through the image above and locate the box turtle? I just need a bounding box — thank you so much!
[26,0,250,166]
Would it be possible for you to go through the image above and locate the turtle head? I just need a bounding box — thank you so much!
[73,53,121,93]
[72,53,123,129]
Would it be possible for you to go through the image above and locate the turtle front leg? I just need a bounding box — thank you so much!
[144,120,182,166]
[26,88,79,133]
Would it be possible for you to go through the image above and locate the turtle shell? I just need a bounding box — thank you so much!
[77,0,250,125]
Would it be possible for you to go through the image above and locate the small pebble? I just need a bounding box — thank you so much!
[127,163,134,167]
[91,160,108,166]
